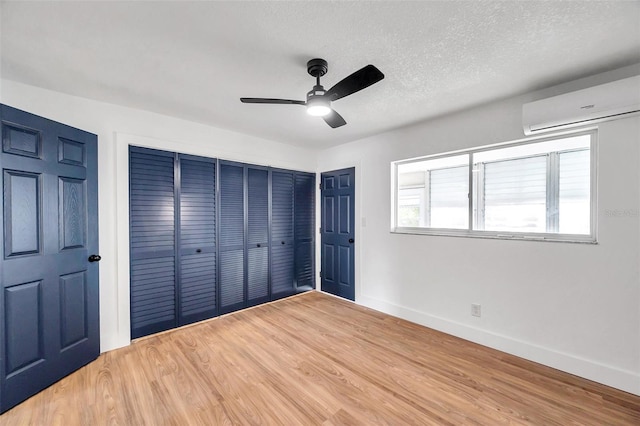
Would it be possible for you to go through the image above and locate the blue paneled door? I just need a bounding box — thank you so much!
[0,105,100,412]
[321,168,355,301]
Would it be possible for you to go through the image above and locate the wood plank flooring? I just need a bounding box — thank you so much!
[1,291,639,425]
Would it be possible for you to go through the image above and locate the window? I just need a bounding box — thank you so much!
[397,154,468,229]
[393,132,595,242]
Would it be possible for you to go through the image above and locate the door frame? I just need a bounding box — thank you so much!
[318,165,359,301]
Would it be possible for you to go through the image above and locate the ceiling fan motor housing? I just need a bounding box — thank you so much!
[307,58,328,77]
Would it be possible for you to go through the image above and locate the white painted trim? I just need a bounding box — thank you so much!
[359,293,640,396]
[114,132,132,350]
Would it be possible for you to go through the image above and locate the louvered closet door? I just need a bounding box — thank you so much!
[294,172,316,290]
[129,147,176,339]
[247,167,269,306]
[271,170,295,299]
[178,155,216,325]
[219,162,245,314]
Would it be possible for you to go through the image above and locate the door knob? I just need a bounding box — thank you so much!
[348,238,354,244]
[88,254,102,262]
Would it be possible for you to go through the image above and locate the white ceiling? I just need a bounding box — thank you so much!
[2,1,640,149]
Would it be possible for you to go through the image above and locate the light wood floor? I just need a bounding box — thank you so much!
[1,291,639,425]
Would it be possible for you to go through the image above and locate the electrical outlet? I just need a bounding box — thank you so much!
[471,304,481,317]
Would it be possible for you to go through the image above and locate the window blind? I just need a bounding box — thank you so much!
[429,165,468,229]
[483,155,547,232]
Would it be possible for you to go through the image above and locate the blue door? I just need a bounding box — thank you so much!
[321,168,355,301]
[247,166,269,307]
[0,105,100,412]
[218,161,246,314]
[271,170,295,300]
[294,172,316,291]
[178,155,217,325]
[129,147,176,338]
[130,148,217,338]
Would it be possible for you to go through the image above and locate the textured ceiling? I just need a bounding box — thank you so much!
[1,1,640,149]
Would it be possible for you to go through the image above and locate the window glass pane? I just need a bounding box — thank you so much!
[397,154,468,229]
[430,165,468,229]
[398,188,422,227]
[559,149,590,234]
[483,155,547,232]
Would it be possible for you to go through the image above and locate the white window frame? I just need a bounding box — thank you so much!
[391,129,598,243]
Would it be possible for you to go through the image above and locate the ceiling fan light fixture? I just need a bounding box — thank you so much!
[307,104,331,117]
[306,97,331,117]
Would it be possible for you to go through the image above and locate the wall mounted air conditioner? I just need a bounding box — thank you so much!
[522,75,640,135]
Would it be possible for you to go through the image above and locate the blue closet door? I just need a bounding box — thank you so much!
[178,155,217,325]
[271,170,295,299]
[294,172,316,291]
[129,147,177,338]
[218,162,245,314]
[247,166,269,306]
[129,149,314,331]
[0,105,99,413]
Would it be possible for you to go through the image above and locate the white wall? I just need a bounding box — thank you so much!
[317,65,640,395]
[0,80,318,352]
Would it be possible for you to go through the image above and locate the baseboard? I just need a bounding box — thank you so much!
[358,294,640,396]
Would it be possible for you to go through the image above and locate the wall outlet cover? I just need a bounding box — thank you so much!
[471,304,481,317]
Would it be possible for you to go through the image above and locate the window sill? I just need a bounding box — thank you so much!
[391,227,597,244]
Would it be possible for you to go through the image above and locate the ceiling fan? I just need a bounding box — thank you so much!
[240,58,384,128]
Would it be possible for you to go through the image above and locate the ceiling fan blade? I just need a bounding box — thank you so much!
[240,98,305,105]
[326,65,384,101]
[322,109,347,128]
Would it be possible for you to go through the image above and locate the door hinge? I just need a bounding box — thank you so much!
[319,183,323,190]
[319,227,322,233]
[319,270,322,278]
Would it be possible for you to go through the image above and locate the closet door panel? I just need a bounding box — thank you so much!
[178,156,216,325]
[247,247,268,301]
[271,244,294,296]
[219,162,245,313]
[271,170,295,298]
[129,148,176,339]
[247,167,269,305]
[295,172,316,290]
[219,250,244,308]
